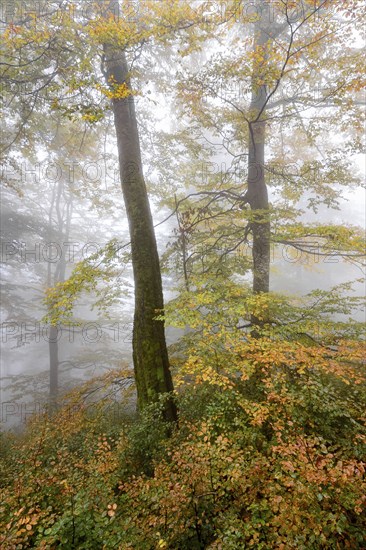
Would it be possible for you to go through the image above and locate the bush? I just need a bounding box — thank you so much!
[1,336,365,549]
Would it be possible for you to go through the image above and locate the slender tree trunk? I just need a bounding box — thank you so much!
[175,196,190,292]
[247,4,271,314]
[49,324,59,406]
[247,114,270,295]
[103,45,177,422]
[48,179,71,408]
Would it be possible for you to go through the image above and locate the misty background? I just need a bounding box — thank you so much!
[1,6,365,429]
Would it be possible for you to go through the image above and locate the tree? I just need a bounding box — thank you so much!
[1,0,202,420]
[161,0,365,328]
[0,107,125,416]
[101,18,176,420]
[245,0,271,297]
[0,3,365,547]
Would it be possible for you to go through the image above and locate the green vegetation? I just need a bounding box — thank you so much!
[1,298,365,548]
[1,2,365,548]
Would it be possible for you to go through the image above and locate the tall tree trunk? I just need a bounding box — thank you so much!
[48,179,71,408]
[246,3,271,322]
[247,116,270,295]
[103,45,177,422]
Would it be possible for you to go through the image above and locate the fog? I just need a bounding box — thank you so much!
[1,167,364,430]
[1,5,365,430]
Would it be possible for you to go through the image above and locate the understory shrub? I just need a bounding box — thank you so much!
[1,337,365,549]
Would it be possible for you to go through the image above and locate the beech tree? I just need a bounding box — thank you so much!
[1,0,204,420]
[1,1,364,414]
[100,2,176,419]
[159,0,365,326]
[0,108,121,412]
[0,4,365,547]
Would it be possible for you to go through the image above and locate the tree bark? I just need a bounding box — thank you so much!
[48,178,71,409]
[103,45,177,422]
[247,3,271,305]
[49,324,59,407]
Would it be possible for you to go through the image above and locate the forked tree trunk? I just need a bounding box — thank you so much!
[103,44,177,422]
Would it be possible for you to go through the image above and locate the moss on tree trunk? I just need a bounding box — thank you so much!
[103,44,177,422]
